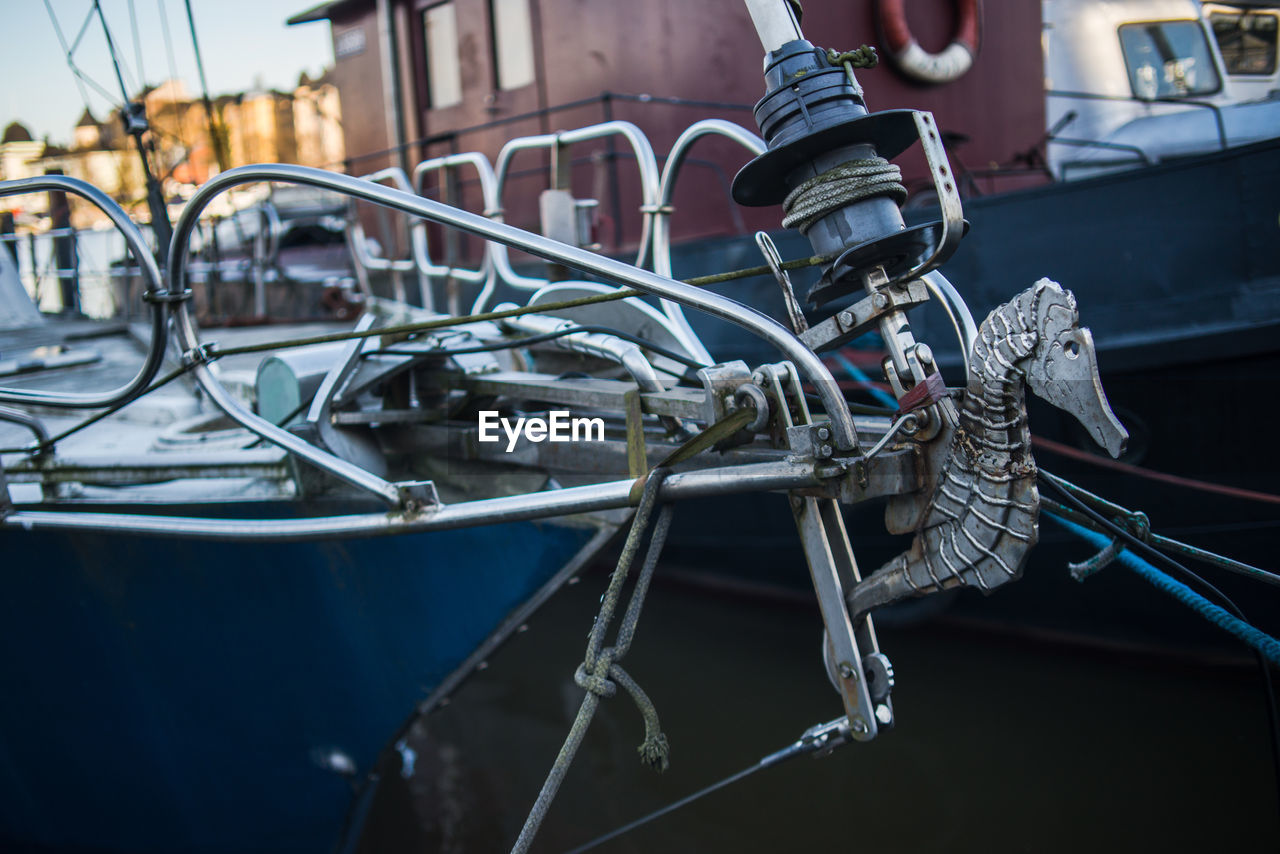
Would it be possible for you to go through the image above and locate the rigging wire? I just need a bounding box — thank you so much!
[1038,469,1280,816]
[1039,470,1280,589]
[826,349,898,409]
[562,715,854,853]
[1039,471,1265,631]
[156,0,193,157]
[43,0,123,110]
[184,0,228,171]
[1034,434,1280,507]
[87,0,173,251]
[127,0,147,90]
[1041,497,1280,590]
[92,0,140,101]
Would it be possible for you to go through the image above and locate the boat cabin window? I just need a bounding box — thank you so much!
[423,2,463,109]
[1208,7,1279,75]
[1118,20,1222,98]
[489,0,536,90]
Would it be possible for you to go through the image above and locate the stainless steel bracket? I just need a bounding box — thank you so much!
[758,352,893,739]
[899,111,965,285]
[800,277,931,352]
[790,495,894,740]
[696,361,755,427]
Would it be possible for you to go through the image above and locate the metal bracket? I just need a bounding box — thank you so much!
[774,352,893,739]
[141,288,193,305]
[800,277,931,352]
[756,231,808,334]
[395,480,440,514]
[182,342,218,367]
[790,494,894,740]
[695,360,754,427]
[905,111,966,284]
[786,422,837,461]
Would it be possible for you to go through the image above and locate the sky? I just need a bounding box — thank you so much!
[1,0,335,143]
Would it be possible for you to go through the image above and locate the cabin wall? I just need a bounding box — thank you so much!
[310,0,1047,258]
[327,7,394,174]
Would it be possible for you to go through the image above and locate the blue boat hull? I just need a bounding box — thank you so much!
[0,511,608,853]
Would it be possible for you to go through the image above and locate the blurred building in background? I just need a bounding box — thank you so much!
[2,71,345,228]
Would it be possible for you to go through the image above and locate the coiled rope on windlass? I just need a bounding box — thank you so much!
[781,157,907,234]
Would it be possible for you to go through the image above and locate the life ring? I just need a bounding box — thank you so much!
[877,0,981,85]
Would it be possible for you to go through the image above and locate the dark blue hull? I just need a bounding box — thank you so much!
[0,510,608,853]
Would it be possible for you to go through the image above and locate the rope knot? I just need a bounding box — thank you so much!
[574,654,617,698]
[826,45,879,69]
[1124,511,1151,543]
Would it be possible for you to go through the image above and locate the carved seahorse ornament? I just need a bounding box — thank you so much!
[849,278,1128,618]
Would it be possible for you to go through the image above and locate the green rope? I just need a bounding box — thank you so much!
[511,470,674,854]
[1041,496,1280,590]
[627,404,757,504]
[826,45,879,69]
[511,400,770,851]
[781,158,906,233]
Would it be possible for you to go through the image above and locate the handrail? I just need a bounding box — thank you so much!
[652,119,767,365]
[167,164,861,459]
[256,200,284,269]
[410,151,499,313]
[0,174,169,409]
[491,120,662,289]
[920,271,977,383]
[1050,138,1155,176]
[3,458,821,539]
[347,167,422,305]
[339,91,755,171]
[250,201,283,316]
[0,405,49,447]
[1047,88,1229,151]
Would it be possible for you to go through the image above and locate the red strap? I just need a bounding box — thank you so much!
[894,371,948,418]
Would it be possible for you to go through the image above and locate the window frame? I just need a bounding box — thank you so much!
[1117,19,1225,100]
[486,0,537,92]
[1207,7,1279,76]
[415,0,464,111]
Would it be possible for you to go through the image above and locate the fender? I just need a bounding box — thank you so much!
[877,0,981,85]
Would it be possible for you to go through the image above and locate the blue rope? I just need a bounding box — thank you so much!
[1046,512,1280,667]
[829,351,898,409]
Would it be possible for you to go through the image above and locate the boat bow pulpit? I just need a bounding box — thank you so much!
[0,1,1137,850]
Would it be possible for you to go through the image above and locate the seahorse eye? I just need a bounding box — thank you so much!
[1063,338,1081,359]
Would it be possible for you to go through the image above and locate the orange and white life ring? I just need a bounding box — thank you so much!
[877,0,981,85]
